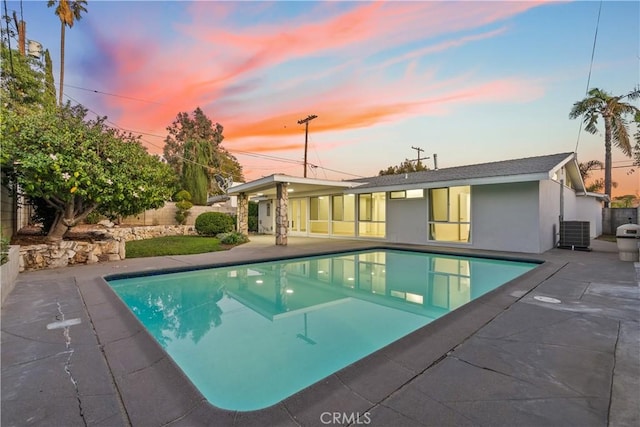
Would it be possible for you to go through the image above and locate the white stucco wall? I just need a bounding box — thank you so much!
[386,197,428,244]
[472,182,541,253]
[538,179,563,252]
[575,196,603,237]
[257,199,275,234]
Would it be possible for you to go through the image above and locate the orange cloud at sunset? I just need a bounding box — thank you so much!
[83,0,549,152]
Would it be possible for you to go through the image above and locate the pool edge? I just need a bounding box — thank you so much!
[86,245,555,425]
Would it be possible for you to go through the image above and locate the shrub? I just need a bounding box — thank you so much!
[174,190,192,202]
[195,212,234,236]
[174,190,193,225]
[217,232,249,245]
[85,211,103,224]
[0,235,9,265]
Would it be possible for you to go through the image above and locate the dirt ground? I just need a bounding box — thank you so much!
[11,224,109,245]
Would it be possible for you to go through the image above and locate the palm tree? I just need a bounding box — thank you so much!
[570,88,639,206]
[47,0,88,106]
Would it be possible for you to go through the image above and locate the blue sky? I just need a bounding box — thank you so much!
[9,0,640,195]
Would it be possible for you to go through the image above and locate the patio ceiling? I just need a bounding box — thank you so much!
[227,174,358,199]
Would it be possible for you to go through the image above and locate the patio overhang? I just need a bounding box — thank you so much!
[227,174,358,199]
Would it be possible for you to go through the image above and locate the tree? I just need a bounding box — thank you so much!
[570,88,640,206]
[632,112,640,168]
[163,107,244,205]
[611,195,637,208]
[1,104,178,240]
[579,160,605,193]
[43,49,57,108]
[47,0,87,106]
[379,159,429,176]
[0,43,48,112]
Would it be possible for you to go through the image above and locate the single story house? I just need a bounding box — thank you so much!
[228,152,606,254]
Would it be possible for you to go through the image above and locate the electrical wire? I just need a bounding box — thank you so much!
[574,0,603,153]
[64,83,164,105]
[61,92,365,179]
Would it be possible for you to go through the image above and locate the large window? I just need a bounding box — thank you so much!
[428,186,471,242]
[331,194,355,236]
[358,192,386,238]
[310,196,329,233]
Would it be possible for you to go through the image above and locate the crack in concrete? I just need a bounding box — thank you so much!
[55,300,87,427]
[606,320,621,426]
[453,351,587,398]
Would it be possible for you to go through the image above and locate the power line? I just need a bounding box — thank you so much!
[65,83,164,105]
[61,93,364,179]
[574,0,603,153]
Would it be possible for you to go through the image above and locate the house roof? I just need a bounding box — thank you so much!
[347,152,584,193]
[228,152,587,199]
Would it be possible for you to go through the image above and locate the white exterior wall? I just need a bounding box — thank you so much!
[257,199,275,234]
[472,182,542,253]
[575,197,603,237]
[386,197,428,244]
[538,179,564,252]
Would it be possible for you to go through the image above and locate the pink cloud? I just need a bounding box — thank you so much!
[82,0,551,160]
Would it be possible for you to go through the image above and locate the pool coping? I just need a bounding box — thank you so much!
[83,243,555,426]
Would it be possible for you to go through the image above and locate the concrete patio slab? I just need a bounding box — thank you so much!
[2,236,638,426]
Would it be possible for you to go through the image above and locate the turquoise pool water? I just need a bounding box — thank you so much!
[107,249,536,411]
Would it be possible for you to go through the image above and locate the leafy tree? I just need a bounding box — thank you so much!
[379,159,429,176]
[632,112,640,168]
[47,0,87,106]
[579,160,604,193]
[1,104,178,240]
[43,49,56,108]
[611,195,637,208]
[570,88,640,206]
[0,43,48,112]
[163,107,244,205]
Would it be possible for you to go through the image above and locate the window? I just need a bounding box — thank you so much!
[331,195,355,236]
[310,196,329,233]
[428,186,471,242]
[358,192,385,237]
[390,189,424,199]
[266,203,271,217]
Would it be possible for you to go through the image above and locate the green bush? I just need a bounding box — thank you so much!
[174,190,192,202]
[195,212,235,236]
[85,211,103,224]
[217,232,249,245]
[174,190,193,225]
[248,216,258,232]
[0,236,9,265]
[248,201,258,232]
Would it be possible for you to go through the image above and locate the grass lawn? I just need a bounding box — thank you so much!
[126,236,226,258]
[596,234,616,243]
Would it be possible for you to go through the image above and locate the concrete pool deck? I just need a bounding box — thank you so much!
[2,236,638,426]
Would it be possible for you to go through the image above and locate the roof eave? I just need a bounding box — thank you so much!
[346,173,550,194]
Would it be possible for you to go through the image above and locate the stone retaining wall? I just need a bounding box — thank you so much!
[18,225,197,272]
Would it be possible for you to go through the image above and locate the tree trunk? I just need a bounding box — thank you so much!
[603,114,612,208]
[58,22,65,106]
[47,214,69,241]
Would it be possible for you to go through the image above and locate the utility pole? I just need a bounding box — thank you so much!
[298,114,317,178]
[13,12,25,55]
[411,146,425,168]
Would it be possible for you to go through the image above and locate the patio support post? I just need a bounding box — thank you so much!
[237,192,249,235]
[276,182,289,246]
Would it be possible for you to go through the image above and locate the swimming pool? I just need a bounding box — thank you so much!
[107,249,536,411]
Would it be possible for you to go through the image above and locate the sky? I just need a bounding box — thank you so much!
[9,0,640,197]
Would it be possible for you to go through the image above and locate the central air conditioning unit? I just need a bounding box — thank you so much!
[558,221,591,251]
